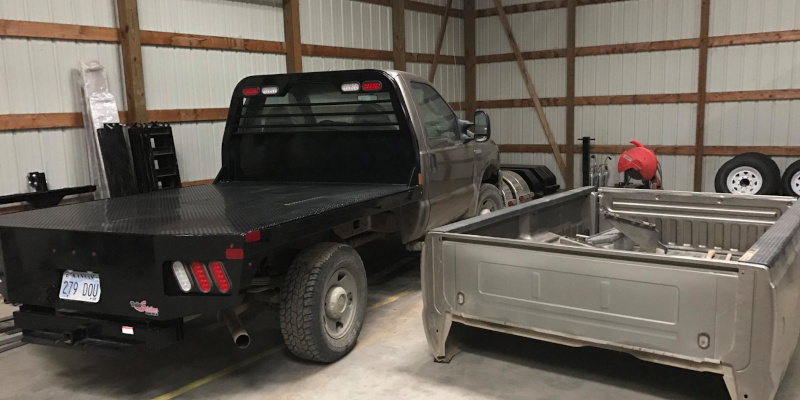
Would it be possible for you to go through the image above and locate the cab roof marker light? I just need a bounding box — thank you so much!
[341,82,360,92]
[261,86,279,95]
[242,87,259,96]
[172,261,192,293]
[361,81,382,91]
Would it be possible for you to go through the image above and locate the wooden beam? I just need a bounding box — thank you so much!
[707,89,800,102]
[283,0,303,73]
[694,0,710,192]
[565,0,576,189]
[116,0,148,123]
[148,108,228,123]
[476,49,566,63]
[428,0,454,82]
[499,144,800,157]
[141,30,285,53]
[492,0,568,180]
[392,0,406,70]
[464,0,477,118]
[406,1,464,18]
[0,19,120,42]
[477,0,564,17]
[709,29,800,47]
[0,112,88,130]
[302,44,393,60]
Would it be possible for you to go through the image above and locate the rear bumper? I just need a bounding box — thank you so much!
[14,307,183,352]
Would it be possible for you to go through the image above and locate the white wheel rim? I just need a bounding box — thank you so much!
[792,171,800,196]
[726,166,763,195]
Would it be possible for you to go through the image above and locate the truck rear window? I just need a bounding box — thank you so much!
[236,82,400,134]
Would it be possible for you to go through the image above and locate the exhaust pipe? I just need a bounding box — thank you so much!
[219,308,251,349]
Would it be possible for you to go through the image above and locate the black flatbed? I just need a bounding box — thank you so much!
[0,182,419,237]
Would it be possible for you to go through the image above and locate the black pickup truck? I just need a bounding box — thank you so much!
[0,69,505,362]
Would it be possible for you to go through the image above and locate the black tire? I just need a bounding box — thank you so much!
[781,160,800,197]
[714,153,781,195]
[279,242,367,363]
[739,152,781,178]
[477,183,504,215]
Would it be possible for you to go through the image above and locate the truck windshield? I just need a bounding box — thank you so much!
[229,80,416,185]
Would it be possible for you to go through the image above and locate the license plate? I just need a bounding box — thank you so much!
[59,270,101,303]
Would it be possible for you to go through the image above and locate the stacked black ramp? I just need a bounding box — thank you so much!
[97,123,182,197]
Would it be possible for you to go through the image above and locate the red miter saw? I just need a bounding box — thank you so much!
[616,140,663,190]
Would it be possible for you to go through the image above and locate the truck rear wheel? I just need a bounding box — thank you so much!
[478,183,504,215]
[279,242,367,363]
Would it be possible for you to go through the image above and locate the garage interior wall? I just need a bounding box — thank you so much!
[0,0,465,205]
[477,0,800,191]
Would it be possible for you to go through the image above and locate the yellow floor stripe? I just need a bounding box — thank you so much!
[149,288,416,400]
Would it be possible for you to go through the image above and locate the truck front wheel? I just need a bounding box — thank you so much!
[478,183,504,215]
[279,242,367,363]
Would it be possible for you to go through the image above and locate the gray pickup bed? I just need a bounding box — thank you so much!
[422,187,800,400]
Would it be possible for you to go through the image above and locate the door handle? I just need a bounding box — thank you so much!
[430,154,438,173]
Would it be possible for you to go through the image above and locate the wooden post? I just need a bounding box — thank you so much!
[428,0,453,82]
[116,0,147,123]
[464,0,476,118]
[491,0,568,180]
[392,0,406,71]
[283,0,303,73]
[565,0,576,189]
[694,0,711,191]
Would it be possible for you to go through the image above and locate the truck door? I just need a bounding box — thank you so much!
[409,82,476,229]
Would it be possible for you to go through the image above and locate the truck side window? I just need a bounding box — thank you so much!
[410,82,459,144]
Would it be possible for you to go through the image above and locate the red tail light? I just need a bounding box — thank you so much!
[209,261,230,293]
[508,201,513,206]
[361,81,382,91]
[242,87,259,96]
[190,262,212,293]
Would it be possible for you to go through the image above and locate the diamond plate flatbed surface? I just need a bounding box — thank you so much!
[0,183,415,236]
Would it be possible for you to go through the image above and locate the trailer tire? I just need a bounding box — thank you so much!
[781,160,800,197]
[714,153,781,195]
[478,184,504,215]
[279,242,367,363]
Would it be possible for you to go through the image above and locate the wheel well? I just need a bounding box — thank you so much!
[481,165,501,186]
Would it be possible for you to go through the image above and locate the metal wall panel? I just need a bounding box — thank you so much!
[407,63,465,102]
[705,100,800,146]
[0,38,126,114]
[577,0,699,47]
[477,59,566,99]
[406,10,464,56]
[707,43,800,93]
[302,56,393,72]
[710,0,800,36]
[476,9,567,55]
[576,50,698,96]
[488,107,566,144]
[576,104,697,146]
[138,0,284,41]
[300,0,391,50]
[142,46,286,109]
[0,0,118,27]
[476,0,546,9]
[415,0,464,8]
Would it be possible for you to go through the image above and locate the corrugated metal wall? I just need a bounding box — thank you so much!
[704,0,800,191]
[478,0,700,191]
[0,0,122,195]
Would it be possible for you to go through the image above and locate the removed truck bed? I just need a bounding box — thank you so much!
[423,187,800,400]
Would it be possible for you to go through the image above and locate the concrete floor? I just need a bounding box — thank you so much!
[2,243,800,400]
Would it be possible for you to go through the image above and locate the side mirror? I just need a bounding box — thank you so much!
[457,119,475,142]
[473,111,491,142]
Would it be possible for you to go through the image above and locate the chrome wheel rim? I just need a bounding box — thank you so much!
[726,166,763,195]
[792,171,800,196]
[322,267,357,340]
[480,197,500,215]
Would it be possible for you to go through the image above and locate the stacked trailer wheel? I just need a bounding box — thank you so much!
[714,153,782,195]
[782,160,800,197]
